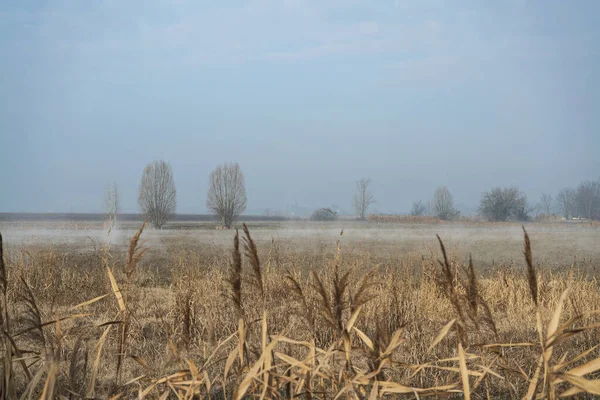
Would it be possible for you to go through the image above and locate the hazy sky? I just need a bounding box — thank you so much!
[1,0,599,214]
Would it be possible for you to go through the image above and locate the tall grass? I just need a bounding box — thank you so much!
[0,226,599,398]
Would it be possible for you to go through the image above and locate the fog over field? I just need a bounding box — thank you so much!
[2,219,599,269]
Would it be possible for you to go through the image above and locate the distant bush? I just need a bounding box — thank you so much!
[479,186,532,221]
[311,207,338,221]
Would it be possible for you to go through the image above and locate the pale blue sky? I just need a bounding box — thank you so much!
[1,0,599,214]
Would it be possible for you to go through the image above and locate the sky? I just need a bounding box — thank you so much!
[1,0,599,215]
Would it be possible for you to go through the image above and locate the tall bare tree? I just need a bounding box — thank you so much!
[207,162,247,229]
[430,186,459,220]
[104,182,120,232]
[410,200,427,216]
[555,188,575,220]
[138,160,177,229]
[539,193,552,215]
[575,180,600,220]
[353,178,375,220]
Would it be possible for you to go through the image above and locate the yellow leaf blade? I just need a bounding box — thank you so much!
[428,319,456,353]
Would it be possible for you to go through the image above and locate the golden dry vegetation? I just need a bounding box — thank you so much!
[1,221,600,399]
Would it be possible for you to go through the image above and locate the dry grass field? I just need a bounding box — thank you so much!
[1,219,600,398]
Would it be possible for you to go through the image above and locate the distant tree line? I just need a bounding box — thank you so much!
[124,160,248,229]
[408,178,600,222]
[555,180,600,220]
[104,162,599,228]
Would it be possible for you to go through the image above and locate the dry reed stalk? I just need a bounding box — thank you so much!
[1,340,17,399]
[69,336,88,394]
[523,226,538,307]
[336,229,343,261]
[435,235,455,296]
[435,235,467,344]
[458,342,471,400]
[351,268,378,314]
[478,295,498,338]
[242,223,263,299]
[87,324,112,398]
[312,270,336,331]
[285,271,315,331]
[41,321,65,400]
[17,278,45,346]
[39,361,58,400]
[0,233,8,304]
[125,221,146,278]
[227,229,243,317]
[332,264,350,333]
[115,222,147,386]
[0,233,7,327]
[467,255,477,317]
[109,275,127,387]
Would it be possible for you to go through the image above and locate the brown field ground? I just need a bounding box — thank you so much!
[1,219,600,398]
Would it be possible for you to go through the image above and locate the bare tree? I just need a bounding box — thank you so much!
[555,188,576,220]
[479,186,530,221]
[575,180,600,220]
[430,186,459,220]
[410,200,427,216]
[138,160,177,229]
[104,182,120,232]
[207,162,247,229]
[539,193,552,215]
[515,197,536,221]
[353,178,375,220]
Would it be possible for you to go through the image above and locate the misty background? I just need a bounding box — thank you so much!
[1,0,599,215]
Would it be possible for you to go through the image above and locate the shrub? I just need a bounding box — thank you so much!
[311,207,338,221]
[479,186,532,221]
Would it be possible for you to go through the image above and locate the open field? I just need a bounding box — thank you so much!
[2,219,600,269]
[1,218,600,398]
